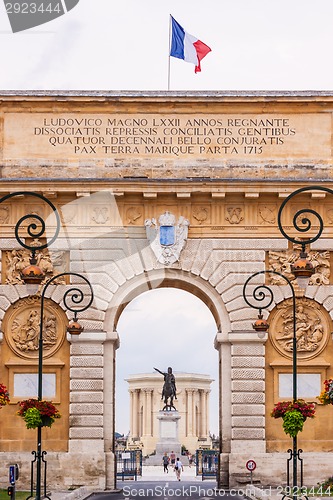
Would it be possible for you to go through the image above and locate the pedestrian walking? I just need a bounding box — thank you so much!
[174,457,183,481]
[170,450,176,468]
[162,453,169,473]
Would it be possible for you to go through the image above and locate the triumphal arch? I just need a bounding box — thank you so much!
[0,91,333,490]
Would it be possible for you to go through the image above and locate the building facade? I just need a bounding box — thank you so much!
[126,372,213,455]
[0,91,332,489]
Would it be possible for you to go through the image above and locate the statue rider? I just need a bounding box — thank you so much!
[154,366,177,400]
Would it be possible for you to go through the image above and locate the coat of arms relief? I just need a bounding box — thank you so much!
[145,211,189,265]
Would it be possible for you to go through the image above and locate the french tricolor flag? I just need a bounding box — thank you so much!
[170,16,211,73]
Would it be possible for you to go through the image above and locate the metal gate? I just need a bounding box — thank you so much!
[116,449,142,480]
[196,450,218,480]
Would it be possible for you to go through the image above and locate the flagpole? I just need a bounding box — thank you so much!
[168,15,172,91]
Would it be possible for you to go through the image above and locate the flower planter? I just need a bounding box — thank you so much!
[17,398,61,429]
[271,399,315,437]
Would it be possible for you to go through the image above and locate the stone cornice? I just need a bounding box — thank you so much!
[1,90,333,101]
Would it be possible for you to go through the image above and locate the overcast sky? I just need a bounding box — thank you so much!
[1,0,333,90]
[116,288,218,437]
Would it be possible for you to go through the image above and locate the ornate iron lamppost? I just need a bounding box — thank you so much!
[28,271,93,500]
[243,270,303,500]
[242,185,333,498]
[0,192,94,500]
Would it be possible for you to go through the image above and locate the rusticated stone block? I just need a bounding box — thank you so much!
[315,285,333,304]
[69,427,104,439]
[231,392,264,404]
[70,368,103,379]
[231,380,265,392]
[70,392,103,403]
[232,428,265,439]
[69,415,103,427]
[0,285,20,303]
[70,403,103,415]
[232,368,265,380]
[232,416,265,427]
[221,284,244,304]
[232,404,265,416]
[179,240,201,272]
[225,297,254,313]
[71,356,103,368]
[232,356,265,368]
[70,379,103,391]
[323,295,333,312]
[209,261,264,288]
[71,344,104,356]
[231,345,264,356]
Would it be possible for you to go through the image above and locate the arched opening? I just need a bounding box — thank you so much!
[115,286,219,478]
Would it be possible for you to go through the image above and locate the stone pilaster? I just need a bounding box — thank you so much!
[229,331,266,454]
[68,331,106,453]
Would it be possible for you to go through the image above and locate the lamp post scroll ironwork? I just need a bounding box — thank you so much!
[243,270,299,498]
[0,191,94,500]
[242,185,333,499]
[30,271,94,500]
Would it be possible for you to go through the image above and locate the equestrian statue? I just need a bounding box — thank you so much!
[154,366,177,411]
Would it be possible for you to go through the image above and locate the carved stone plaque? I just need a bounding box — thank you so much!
[4,297,67,359]
[269,298,330,360]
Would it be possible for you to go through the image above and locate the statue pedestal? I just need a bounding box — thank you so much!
[155,410,181,456]
[144,410,181,465]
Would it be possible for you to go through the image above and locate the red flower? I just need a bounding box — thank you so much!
[271,399,315,420]
[17,399,60,419]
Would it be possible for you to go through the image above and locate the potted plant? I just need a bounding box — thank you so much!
[317,379,333,405]
[17,398,61,429]
[271,399,316,437]
[0,383,10,408]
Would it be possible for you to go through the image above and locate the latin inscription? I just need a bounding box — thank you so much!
[3,113,331,160]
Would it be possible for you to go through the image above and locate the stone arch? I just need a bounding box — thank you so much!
[103,268,232,487]
[104,268,231,336]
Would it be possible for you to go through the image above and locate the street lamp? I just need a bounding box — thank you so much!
[243,270,300,499]
[242,185,333,498]
[30,271,94,500]
[0,192,94,500]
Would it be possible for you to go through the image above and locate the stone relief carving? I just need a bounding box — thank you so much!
[268,246,330,286]
[92,206,109,224]
[0,206,10,224]
[269,298,329,360]
[225,207,244,224]
[4,246,68,285]
[60,205,77,224]
[145,211,189,265]
[258,205,276,224]
[192,207,209,225]
[12,309,56,352]
[127,207,142,224]
[4,297,66,359]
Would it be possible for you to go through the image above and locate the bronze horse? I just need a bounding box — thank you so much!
[154,367,177,411]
